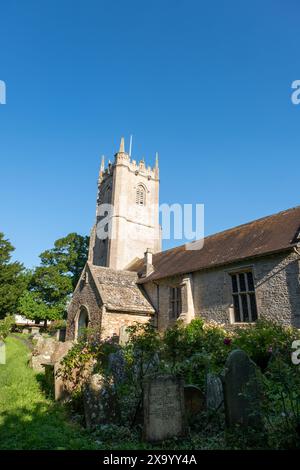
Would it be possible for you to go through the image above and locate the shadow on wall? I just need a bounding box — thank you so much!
[286,258,300,328]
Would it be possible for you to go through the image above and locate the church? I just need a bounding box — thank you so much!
[66,138,300,341]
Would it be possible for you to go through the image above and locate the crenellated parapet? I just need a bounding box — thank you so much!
[98,137,159,185]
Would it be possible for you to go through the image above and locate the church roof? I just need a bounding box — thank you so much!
[133,205,300,282]
[88,263,154,314]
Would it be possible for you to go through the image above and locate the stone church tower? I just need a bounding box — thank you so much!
[89,137,161,270]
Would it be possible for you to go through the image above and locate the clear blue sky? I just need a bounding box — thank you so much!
[0,0,299,268]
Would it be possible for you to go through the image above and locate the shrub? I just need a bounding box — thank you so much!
[233,319,300,370]
[0,315,15,341]
[47,319,67,334]
[261,355,300,449]
[57,329,102,395]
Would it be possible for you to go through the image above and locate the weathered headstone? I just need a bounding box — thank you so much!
[43,363,55,395]
[30,337,57,372]
[31,326,40,336]
[22,328,29,335]
[51,341,73,364]
[83,373,106,429]
[184,385,204,417]
[206,373,224,411]
[46,341,73,400]
[223,349,262,429]
[119,325,130,346]
[143,375,186,441]
[57,328,66,342]
[108,350,126,384]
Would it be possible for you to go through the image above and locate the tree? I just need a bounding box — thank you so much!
[39,233,89,288]
[0,315,15,341]
[0,233,28,319]
[18,233,89,325]
[18,291,62,325]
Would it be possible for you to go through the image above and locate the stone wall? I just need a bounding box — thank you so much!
[144,250,300,329]
[66,266,103,340]
[100,309,151,340]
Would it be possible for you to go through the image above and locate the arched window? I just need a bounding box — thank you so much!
[136,185,146,206]
[77,306,89,339]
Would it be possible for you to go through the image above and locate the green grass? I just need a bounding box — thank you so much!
[0,336,98,450]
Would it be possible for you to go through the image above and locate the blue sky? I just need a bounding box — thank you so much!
[0,0,299,268]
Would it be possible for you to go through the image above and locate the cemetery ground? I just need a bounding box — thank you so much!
[0,335,226,450]
[2,319,300,450]
[0,336,98,450]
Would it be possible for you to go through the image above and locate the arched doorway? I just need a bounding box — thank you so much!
[77,306,89,339]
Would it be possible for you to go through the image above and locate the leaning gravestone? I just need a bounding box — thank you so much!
[206,373,224,411]
[223,349,262,429]
[143,375,186,441]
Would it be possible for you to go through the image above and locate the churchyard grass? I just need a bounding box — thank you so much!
[0,336,98,450]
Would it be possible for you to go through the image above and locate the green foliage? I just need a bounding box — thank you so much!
[19,233,89,323]
[93,424,139,445]
[162,319,232,387]
[47,318,67,333]
[39,232,89,288]
[125,322,161,369]
[261,355,300,449]
[233,319,299,369]
[18,291,63,323]
[58,330,102,394]
[57,318,300,449]
[0,315,15,341]
[0,233,28,319]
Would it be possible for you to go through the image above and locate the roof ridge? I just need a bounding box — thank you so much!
[152,204,300,258]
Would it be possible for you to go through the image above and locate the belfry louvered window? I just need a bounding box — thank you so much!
[136,185,146,205]
[230,271,258,323]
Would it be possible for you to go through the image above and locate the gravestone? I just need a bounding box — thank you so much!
[83,374,106,429]
[31,326,40,336]
[143,375,186,441]
[41,341,73,400]
[22,328,29,335]
[43,363,55,396]
[223,349,262,429]
[51,341,73,364]
[31,337,57,372]
[206,373,224,411]
[108,350,126,384]
[119,325,130,346]
[0,341,5,364]
[184,385,204,417]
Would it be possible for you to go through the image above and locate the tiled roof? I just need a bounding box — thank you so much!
[88,263,154,314]
[132,205,300,283]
